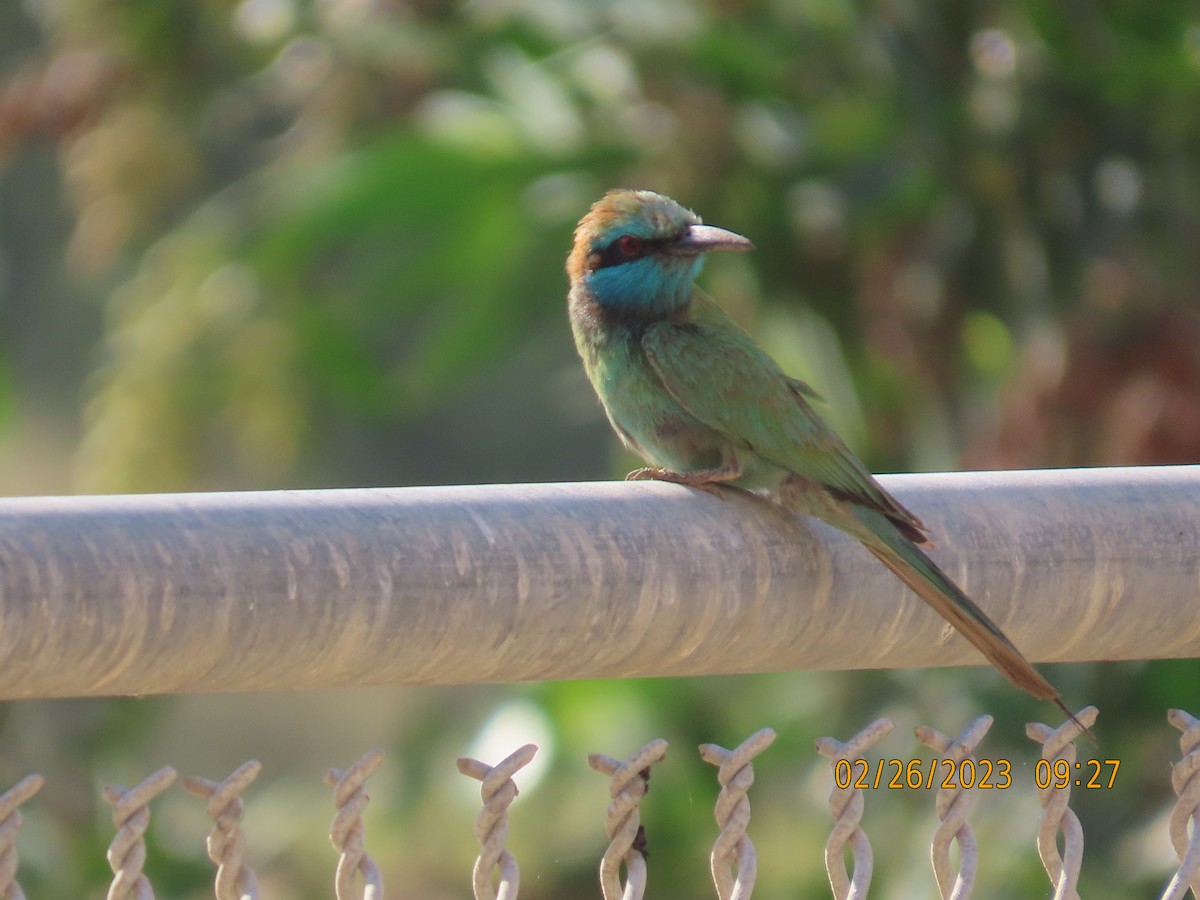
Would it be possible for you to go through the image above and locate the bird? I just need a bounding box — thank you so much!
[567,187,1078,724]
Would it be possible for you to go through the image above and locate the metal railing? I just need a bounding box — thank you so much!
[0,466,1196,699]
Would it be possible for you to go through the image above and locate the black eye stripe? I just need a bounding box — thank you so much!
[591,235,673,271]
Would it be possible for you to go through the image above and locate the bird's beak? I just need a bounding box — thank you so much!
[674,223,755,254]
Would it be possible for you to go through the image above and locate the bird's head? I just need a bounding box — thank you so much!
[567,189,753,317]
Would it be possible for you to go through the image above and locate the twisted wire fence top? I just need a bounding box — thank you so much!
[699,727,776,900]
[1026,707,1097,900]
[816,717,894,900]
[182,761,262,900]
[103,766,177,900]
[324,750,384,900]
[588,739,669,900]
[915,715,993,900]
[1163,709,1200,900]
[457,743,538,900]
[0,774,43,900]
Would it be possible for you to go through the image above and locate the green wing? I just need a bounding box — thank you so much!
[642,292,921,533]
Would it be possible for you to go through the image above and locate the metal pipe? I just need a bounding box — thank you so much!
[0,466,1195,700]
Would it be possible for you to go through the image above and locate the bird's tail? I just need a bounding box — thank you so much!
[848,506,1085,718]
[857,509,1091,737]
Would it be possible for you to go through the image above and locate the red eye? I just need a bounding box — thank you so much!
[618,235,643,256]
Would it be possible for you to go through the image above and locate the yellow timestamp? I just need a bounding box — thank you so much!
[833,757,1123,791]
[1034,758,1121,790]
[833,758,1013,790]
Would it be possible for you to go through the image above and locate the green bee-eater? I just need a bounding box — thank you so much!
[568,188,1075,720]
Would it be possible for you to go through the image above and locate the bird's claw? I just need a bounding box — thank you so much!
[624,467,663,482]
[625,467,727,498]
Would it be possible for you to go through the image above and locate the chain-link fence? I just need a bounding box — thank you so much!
[1,706,1197,899]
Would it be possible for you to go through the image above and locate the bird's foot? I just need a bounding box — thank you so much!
[625,466,733,498]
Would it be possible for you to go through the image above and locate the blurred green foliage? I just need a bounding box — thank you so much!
[0,0,1199,897]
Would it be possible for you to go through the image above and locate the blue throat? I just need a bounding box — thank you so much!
[584,255,704,319]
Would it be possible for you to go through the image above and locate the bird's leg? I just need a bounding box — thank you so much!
[625,457,742,498]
